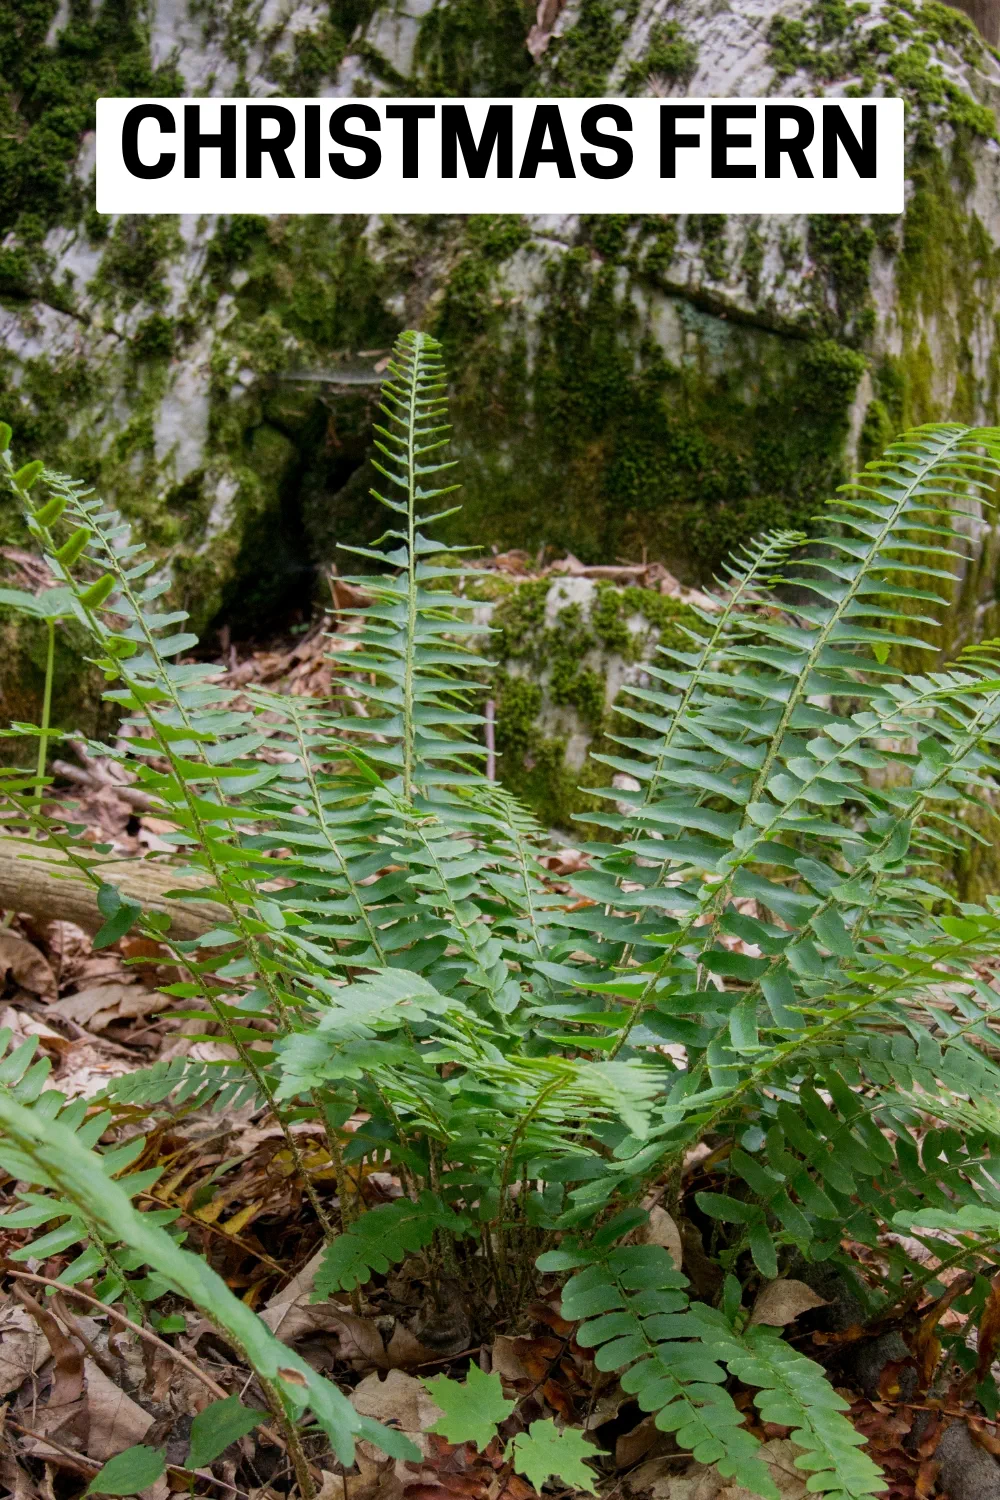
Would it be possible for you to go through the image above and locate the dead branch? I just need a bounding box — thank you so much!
[0,836,225,938]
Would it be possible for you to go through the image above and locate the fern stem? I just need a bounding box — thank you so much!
[254,1373,318,1500]
[495,1075,566,1310]
[401,337,423,803]
[12,496,344,1234]
[33,617,55,812]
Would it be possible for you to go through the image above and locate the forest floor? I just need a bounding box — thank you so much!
[0,576,993,1500]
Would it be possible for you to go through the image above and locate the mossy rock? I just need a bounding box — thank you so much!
[2,0,1000,737]
[486,574,707,834]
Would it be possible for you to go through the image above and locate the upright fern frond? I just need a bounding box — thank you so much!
[334,330,486,802]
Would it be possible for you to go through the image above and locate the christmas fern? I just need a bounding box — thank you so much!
[4,345,1000,1494]
[543,1227,884,1500]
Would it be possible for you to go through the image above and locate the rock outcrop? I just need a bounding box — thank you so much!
[2,0,999,739]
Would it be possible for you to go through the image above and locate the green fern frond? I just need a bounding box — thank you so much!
[313,1192,470,1294]
[543,1234,781,1499]
[0,1028,181,1307]
[0,1080,418,1463]
[103,1056,265,1113]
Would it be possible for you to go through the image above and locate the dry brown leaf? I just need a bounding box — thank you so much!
[54,1042,137,1100]
[50,983,163,1033]
[16,1286,84,1407]
[749,1280,828,1328]
[584,1386,630,1432]
[625,1439,807,1499]
[643,1206,683,1270]
[0,1303,50,1395]
[16,1399,89,1460]
[385,1322,439,1370]
[509,1335,562,1382]
[0,1445,38,1500]
[319,1453,401,1500]
[352,1369,444,1459]
[614,1413,667,1469]
[0,1007,70,1056]
[262,1250,385,1365]
[83,1360,155,1461]
[490,1336,530,1383]
[969,1418,1000,1457]
[266,1247,325,1308]
[0,931,56,999]
[286,1302,384,1364]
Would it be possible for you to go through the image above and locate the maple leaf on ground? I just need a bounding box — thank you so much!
[507,1420,599,1494]
[421,1364,517,1452]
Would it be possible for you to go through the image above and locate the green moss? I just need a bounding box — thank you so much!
[489,576,706,829]
[90,217,182,312]
[639,219,679,281]
[491,578,549,659]
[688,216,729,283]
[859,397,893,464]
[806,216,878,339]
[208,214,397,355]
[0,0,183,252]
[0,351,100,489]
[494,673,543,755]
[530,0,641,96]
[0,607,117,763]
[767,0,996,142]
[266,18,352,94]
[437,215,533,336]
[797,339,868,409]
[414,0,535,96]
[131,314,176,361]
[894,143,1000,427]
[741,226,766,305]
[494,713,611,835]
[625,19,698,93]
[436,222,869,580]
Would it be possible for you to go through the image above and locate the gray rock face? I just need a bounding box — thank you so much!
[936,1420,1000,1500]
[1,0,999,729]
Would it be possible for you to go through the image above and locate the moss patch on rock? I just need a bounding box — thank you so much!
[0,0,183,298]
[489,576,705,833]
[434,217,868,580]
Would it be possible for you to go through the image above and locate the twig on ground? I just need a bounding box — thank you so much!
[7,1267,286,1449]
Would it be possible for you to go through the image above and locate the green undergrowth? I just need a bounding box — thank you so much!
[7,341,1000,1500]
[438,221,869,577]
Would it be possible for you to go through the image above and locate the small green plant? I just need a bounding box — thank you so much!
[0,552,77,806]
[84,1397,268,1496]
[5,337,1000,1495]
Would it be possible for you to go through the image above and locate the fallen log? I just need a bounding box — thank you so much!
[0,837,226,939]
